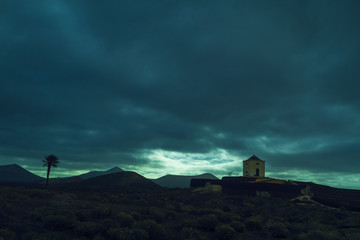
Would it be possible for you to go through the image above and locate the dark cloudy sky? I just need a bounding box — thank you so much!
[1,0,360,189]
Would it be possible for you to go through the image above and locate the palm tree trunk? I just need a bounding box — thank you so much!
[46,165,51,186]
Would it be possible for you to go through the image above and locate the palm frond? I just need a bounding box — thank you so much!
[42,154,60,167]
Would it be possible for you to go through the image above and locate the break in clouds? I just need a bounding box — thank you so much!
[0,1,360,188]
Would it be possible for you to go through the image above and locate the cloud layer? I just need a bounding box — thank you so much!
[1,1,360,188]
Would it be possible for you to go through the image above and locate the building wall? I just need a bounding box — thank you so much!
[243,159,265,177]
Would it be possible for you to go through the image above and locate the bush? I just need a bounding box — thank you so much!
[107,227,132,240]
[230,221,245,233]
[180,219,198,229]
[76,209,93,221]
[93,204,112,218]
[28,189,54,198]
[197,214,220,231]
[166,210,177,220]
[115,212,134,227]
[134,220,166,240]
[178,227,195,239]
[216,211,233,224]
[178,227,205,240]
[0,228,17,240]
[42,214,74,230]
[74,221,102,236]
[306,230,341,240]
[130,211,141,221]
[103,218,120,229]
[140,208,165,223]
[267,222,289,238]
[107,226,150,240]
[29,207,57,221]
[131,228,149,240]
[21,231,67,240]
[343,228,360,240]
[244,216,262,231]
[215,225,235,240]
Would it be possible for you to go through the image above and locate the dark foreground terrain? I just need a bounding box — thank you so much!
[0,184,360,240]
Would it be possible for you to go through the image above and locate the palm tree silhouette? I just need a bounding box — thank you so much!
[42,154,59,186]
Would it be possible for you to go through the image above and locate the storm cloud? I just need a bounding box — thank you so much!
[1,0,360,188]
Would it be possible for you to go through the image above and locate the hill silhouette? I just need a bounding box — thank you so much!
[78,166,123,179]
[37,167,124,184]
[152,173,219,188]
[72,171,163,192]
[0,164,43,182]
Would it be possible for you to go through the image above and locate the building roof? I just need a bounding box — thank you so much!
[244,155,265,162]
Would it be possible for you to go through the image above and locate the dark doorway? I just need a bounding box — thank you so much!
[255,168,259,176]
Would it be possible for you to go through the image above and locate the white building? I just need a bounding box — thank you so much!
[243,155,265,177]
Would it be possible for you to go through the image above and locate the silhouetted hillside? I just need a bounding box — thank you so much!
[152,173,219,188]
[297,181,360,212]
[72,171,163,192]
[0,164,43,182]
[78,166,123,179]
[38,176,83,185]
[1,184,360,240]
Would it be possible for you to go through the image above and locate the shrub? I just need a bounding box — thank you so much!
[42,214,74,230]
[306,230,341,240]
[178,227,205,240]
[115,212,134,227]
[180,205,194,214]
[343,228,360,240]
[147,208,165,223]
[131,228,149,240]
[180,219,198,229]
[244,215,263,231]
[267,222,289,238]
[107,227,132,240]
[218,212,234,224]
[140,207,166,223]
[295,230,342,240]
[287,222,306,234]
[21,231,67,240]
[28,189,54,198]
[93,235,106,240]
[166,210,177,220]
[76,209,93,221]
[29,207,57,221]
[178,227,195,239]
[134,220,166,240]
[230,221,245,233]
[0,228,17,240]
[215,225,235,240]
[74,221,103,236]
[130,211,141,221]
[197,214,220,231]
[93,204,112,218]
[103,218,120,229]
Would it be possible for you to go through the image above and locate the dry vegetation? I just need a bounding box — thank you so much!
[0,185,360,240]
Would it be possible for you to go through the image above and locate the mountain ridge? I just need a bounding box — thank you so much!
[0,164,43,183]
[72,171,163,192]
[77,166,124,179]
